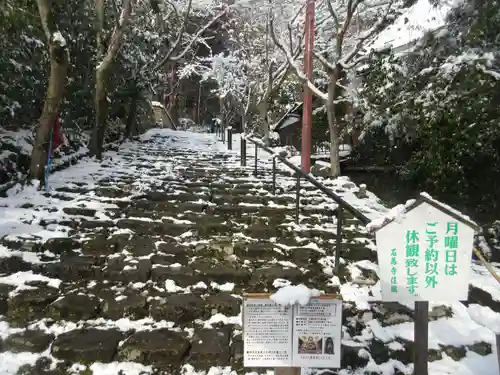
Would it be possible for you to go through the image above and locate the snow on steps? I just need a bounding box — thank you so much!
[0,129,496,375]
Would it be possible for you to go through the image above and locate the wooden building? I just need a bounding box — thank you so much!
[151,101,177,130]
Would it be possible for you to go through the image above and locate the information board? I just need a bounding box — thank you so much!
[243,294,342,368]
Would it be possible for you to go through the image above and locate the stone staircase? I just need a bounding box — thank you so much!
[0,130,498,374]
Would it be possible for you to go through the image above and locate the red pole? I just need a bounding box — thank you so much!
[301,0,315,173]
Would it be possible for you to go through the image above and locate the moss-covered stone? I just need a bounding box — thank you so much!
[4,330,54,353]
[117,329,189,368]
[189,328,231,369]
[7,286,60,327]
[51,329,123,364]
[47,294,101,321]
[204,293,241,316]
[149,294,206,323]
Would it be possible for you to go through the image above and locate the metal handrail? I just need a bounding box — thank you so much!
[246,136,371,225]
[222,130,500,375]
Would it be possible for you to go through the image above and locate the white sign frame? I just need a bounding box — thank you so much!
[374,197,478,302]
[243,294,342,368]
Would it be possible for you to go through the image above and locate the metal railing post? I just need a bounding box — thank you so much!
[222,126,226,143]
[246,137,371,225]
[241,137,246,166]
[335,207,342,274]
[295,174,300,224]
[227,128,232,150]
[272,157,276,195]
[254,146,258,176]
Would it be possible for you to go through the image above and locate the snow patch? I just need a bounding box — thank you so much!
[366,198,416,232]
[270,284,322,306]
[52,31,66,47]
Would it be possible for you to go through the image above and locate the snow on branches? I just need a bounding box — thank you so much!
[179,1,298,136]
[201,52,250,99]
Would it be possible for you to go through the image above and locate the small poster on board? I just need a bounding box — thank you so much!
[243,294,342,368]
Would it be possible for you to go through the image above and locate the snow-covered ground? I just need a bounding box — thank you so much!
[0,128,497,375]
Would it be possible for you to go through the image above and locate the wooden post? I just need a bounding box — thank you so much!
[227,128,232,150]
[414,301,429,375]
[295,174,300,224]
[496,334,500,375]
[272,157,277,195]
[254,145,258,176]
[241,137,246,167]
[335,207,342,274]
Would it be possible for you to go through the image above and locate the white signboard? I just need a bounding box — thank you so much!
[243,298,293,367]
[243,295,342,368]
[292,298,342,368]
[375,200,475,302]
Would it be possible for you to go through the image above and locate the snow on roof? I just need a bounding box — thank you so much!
[275,114,301,131]
[369,0,455,51]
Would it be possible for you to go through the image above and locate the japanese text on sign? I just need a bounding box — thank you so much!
[425,222,439,289]
[374,200,475,302]
[445,221,458,276]
[243,295,342,368]
[406,229,419,295]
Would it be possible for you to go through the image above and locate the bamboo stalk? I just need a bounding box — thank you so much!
[473,247,500,284]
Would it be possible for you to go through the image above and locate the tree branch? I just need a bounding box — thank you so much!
[156,0,193,66]
[112,0,121,26]
[341,0,395,66]
[152,6,228,71]
[95,0,106,58]
[97,0,133,72]
[313,50,337,71]
[269,16,327,101]
[325,0,340,30]
[245,86,252,115]
[336,0,358,59]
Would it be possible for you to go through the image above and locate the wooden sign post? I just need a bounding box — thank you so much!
[242,293,342,372]
[370,193,478,375]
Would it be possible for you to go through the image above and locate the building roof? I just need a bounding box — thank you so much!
[272,103,302,132]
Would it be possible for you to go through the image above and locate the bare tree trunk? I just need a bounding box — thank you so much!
[90,0,133,158]
[95,0,105,56]
[29,0,69,183]
[218,96,225,137]
[258,101,270,144]
[90,66,109,158]
[326,71,341,177]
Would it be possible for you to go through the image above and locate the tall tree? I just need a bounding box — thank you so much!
[271,0,403,176]
[29,0,69,182]
[90,0,135,159]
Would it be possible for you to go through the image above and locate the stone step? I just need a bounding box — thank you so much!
[1,135,495,375]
